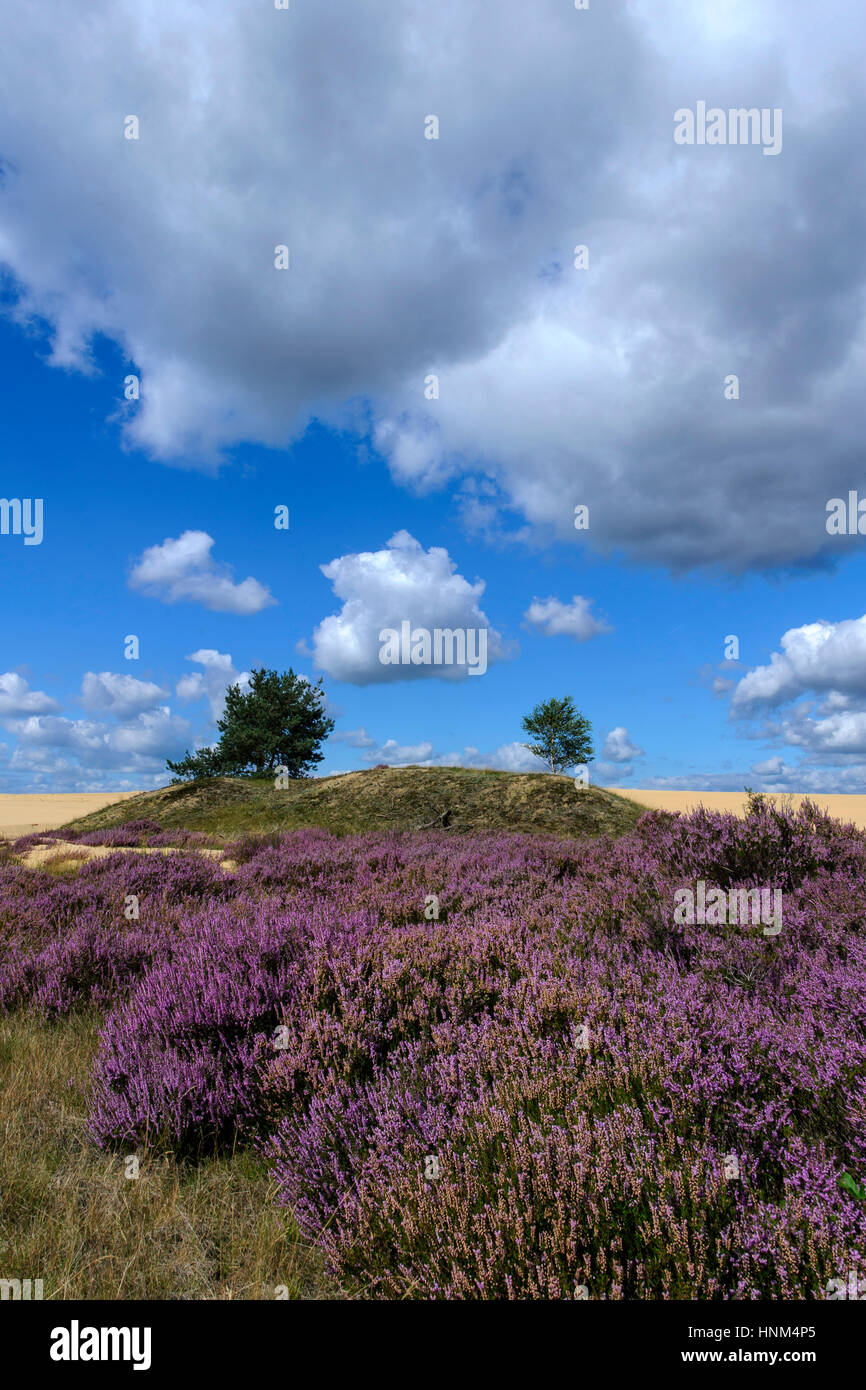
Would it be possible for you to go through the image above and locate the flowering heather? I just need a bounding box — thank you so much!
[145,829,222,849]
[75,820,163,848]
[5,797,866,1297]
[0,850,236,1016]
[10,828,71,853]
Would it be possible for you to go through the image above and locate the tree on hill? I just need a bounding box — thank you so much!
[167,667,335,781]
[521,695,594,774]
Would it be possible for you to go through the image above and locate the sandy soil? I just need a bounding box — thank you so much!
[620,789,866,830]
[13,840,226,866]
[0,792,142,839]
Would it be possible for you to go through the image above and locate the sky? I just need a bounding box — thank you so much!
[1,0,866,794]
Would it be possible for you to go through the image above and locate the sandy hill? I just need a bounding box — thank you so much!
[60,766,647,840]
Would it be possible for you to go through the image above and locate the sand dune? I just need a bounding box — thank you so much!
[3,787,866,839]
[621,789,866,831]
[0,792,141,839]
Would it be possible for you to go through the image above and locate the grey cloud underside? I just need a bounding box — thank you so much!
[1,1,864,570]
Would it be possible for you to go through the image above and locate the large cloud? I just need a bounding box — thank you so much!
[1,2,865,571]
[731,616,866,710]
[729,613,866,759]
[0,672,59,717]
[9,707,191,770]
[128,532,275,614]
[308,530,511,683]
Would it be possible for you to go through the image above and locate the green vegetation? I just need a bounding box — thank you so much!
[0,1011,336,1299]
[521,695,594,774]
[63,765,645,840]
[167,667,334,781]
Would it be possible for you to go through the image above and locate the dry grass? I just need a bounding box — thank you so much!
[12,842,228,873]
[62,765,647,842]
[34,847,96,877]
[0,1012,340,1300]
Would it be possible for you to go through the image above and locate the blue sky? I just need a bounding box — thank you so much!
[2,0,865,794]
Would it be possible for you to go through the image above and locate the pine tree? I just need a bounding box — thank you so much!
[167,668,334,781]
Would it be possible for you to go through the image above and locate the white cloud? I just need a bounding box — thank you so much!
[602,726,645,763]
[769,707,866,755]
[129,532,276,615]
[353,737,544,773]
[595,761,634,784]
[332,726,377,749]
[480,741,547,773]
[729,614,866,757]
[1,2,863,571]
[751,756,786,776]
[637,764,866,794]
[309,530,511,684]
[175,649,250,720]
[81,671,168,718]
[9,707,191,770]
[732,616,866,710]
[523,596,611,642]
[365,738,436,765]
[0,672,59,717]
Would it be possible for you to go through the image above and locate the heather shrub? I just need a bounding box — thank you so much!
[146,829,222,849]
[265,917,866,1298]
[0,851,237,1017]
[635,795,866,893]
[88,901,322,1149]
[4,802,864,1297]
[75,819,165,849]
[10,828,69,853]
[224,829,302,866]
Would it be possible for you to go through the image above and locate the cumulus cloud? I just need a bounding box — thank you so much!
[483,742,554,773]
[732,616,866,711]
[309,531,511,683]
[81,671,168,718]
[129,532,275,615]
[523,596,611,641]
[601,727,645,763]
[9,708,191,771]
[363,738,436,765]
[0,672,59,718]
[764,706,866,756]
[751,756,786,776]
[345,737,545,772]
[595,728,645,784]
[175,649,250,720]
[332,726,377,749]
[637,763,866,794]
[2,3,864,571]
[728,614,866,758]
